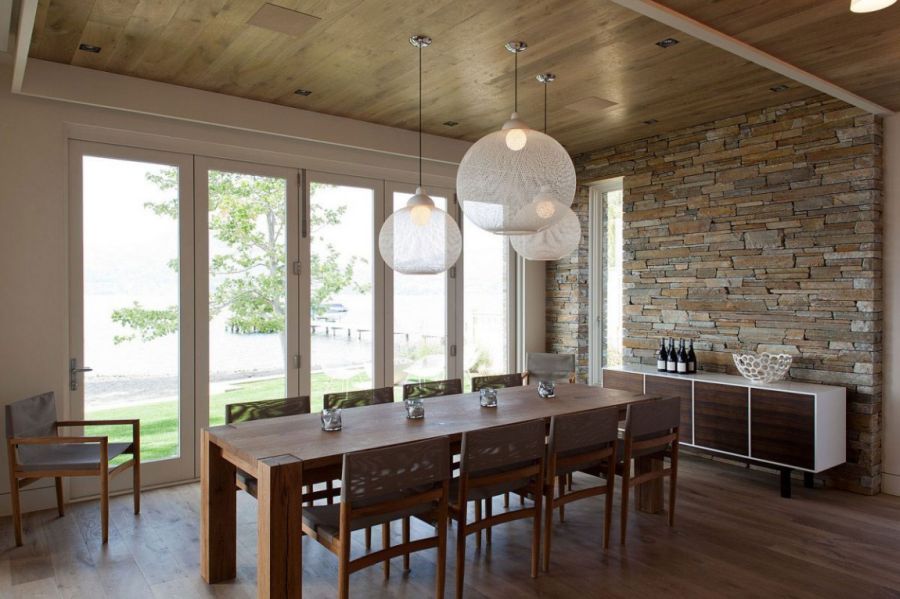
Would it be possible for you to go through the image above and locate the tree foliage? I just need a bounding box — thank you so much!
[112,169,368,348]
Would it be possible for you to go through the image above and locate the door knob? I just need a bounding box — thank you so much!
[69,358,93,391]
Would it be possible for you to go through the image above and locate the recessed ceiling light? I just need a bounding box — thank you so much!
[294,89,312,96]
[247,3,321,37]
[443,120,459,127]
[770,84,790,92]
[643,119,658,125]
[566,96,618,114]
[78,43,101,53]
[655,38,679,48]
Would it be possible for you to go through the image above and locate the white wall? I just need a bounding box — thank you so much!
[0,56,549,514]
[883,113,900,496]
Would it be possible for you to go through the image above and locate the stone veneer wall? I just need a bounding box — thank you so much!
[547,96,882,494]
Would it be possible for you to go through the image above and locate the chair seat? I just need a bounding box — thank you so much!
[449,474,531,504]
[18,442,133,472]
[615,439,670,462]
[302,501,434,545]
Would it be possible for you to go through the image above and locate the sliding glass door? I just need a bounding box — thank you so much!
[195,158,300,429]
[386,182,460,397]
[69,141,196,494]
[305,173,385,411]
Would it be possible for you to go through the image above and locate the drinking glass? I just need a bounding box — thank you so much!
[538,380,556,398]
[479,387,498,408]
[405,398,425,419]
[321,407,342,431]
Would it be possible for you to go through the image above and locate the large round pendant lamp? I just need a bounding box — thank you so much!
[850,0,896,12]
[511,74,581,261]
[456,41,576,235]
[379,35,461,275]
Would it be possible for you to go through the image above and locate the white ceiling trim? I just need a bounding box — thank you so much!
[10,0,36,93]
[608,0,894,116]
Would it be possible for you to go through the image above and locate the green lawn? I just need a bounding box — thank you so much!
[87,371,476,463]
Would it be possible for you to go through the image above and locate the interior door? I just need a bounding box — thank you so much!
[385,182,460,398]
[68,141,196,494]
[304,172,385,411]
[194,158,301,439]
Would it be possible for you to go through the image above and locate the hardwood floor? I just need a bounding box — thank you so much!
[2,455,900,598]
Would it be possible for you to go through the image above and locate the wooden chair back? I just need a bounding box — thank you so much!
[471,373,523,391]
[547,408,619,478]
[624,396,681,451]
[461,419,545,483]
[323,387,393,410]
[524,352,576,384]
[402,378,462,400]
[224,396,310,424]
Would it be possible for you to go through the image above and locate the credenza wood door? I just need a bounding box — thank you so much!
[751,389,815,470]
[694,382,748,456]
[646,375,693,445]
[602,369,644,394]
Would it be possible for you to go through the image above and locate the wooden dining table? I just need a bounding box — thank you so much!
[200,383,664,599]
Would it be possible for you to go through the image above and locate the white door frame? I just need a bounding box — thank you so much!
[68,140,196,495]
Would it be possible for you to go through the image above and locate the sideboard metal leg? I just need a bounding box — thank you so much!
[780,468,792,498]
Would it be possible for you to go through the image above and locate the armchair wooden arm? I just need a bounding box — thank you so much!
[9,435,109,447]
[56,419,140,427]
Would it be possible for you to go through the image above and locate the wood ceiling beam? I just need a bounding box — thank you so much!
[608,0,894,116]
[11,0,37,93]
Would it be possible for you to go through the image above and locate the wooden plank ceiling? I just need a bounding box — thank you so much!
[27,0,852,154]
[658,0,900,113]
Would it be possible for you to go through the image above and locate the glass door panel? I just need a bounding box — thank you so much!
[390,189,453,398]
[307,175,378,412]
[200,162,298,427]
[70,142,195,491]
[463,213,510,390]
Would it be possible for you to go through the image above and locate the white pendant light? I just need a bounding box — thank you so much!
[511,74,581,260]
[379,35,462,275]
[850,0,896,12]
[456,41,576,235]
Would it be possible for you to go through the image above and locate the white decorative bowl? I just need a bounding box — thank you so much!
[732,352,792,384]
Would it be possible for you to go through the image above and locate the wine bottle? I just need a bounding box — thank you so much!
[688,339,697,374]
[677,339,688,374]
[666,338,677,373]
[657,339,667,372]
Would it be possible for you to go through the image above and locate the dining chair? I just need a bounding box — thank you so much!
[403,378,463,400]
[543,408,618,570]
[302,437,451,599]
[223,396,323,502]
[450,419,545,599]
[323,386,394,409]
[5,391,140,545]
[522,352,576,385]
[470,373,523,392]
[618,396,680,545]
[322,385,394,549]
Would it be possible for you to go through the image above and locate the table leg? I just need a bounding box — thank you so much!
[201,430,237,583]
[257,455,303,599]
[634,455,663,514]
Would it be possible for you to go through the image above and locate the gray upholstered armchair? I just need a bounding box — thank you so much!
[4,391,140,545]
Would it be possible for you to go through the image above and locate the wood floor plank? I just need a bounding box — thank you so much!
[1,456,899,598]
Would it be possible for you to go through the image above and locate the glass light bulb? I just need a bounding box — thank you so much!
[535,199,556,220]
[410,204,433,226]
[850,0,896,11]
[505,128,527,151]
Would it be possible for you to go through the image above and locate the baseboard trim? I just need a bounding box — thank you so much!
[883,473,900,496]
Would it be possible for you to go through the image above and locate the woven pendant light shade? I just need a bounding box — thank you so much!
[456,123,575,234]
[509,206,581,261]
[379,187,462,274]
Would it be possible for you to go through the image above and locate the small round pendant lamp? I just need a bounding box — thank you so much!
[379,35,462,275]
[456,41,576,235]
[511,74,581,260]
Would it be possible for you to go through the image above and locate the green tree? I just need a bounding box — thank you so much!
[112,170,367,353]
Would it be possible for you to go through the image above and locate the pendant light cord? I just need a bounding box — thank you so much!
[543,81,548,133]
[418,43,423,188]
[513,50,518,113]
